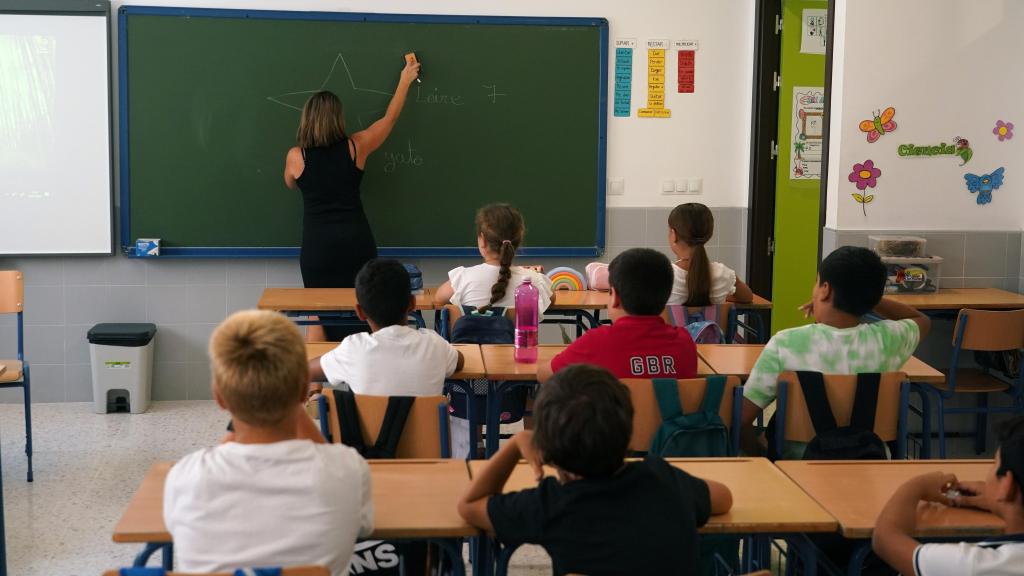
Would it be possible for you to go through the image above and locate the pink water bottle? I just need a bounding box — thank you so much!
[514,278,539,363]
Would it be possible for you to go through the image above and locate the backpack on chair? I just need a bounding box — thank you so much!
[666,305,726,344]
[797,371,888,461]
[648,375,737,576]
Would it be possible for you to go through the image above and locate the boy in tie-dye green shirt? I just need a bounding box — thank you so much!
[740,246,931,457]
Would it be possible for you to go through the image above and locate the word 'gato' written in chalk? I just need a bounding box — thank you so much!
[382,140,424,173]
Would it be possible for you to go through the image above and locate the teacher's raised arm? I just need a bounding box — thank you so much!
[281,58,418,342]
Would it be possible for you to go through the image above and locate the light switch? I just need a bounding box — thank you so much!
[661,180,676,194]
[687,178,703,194]
[608,177,625,196]
[675,179,689,193]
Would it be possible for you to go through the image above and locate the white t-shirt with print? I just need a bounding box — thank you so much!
[448,263,553,312]
[914,537,1024,576]
[165,439,373,576]
[320,325,459,396]
[667,261,738,306]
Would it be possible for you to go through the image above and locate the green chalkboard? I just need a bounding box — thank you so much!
[119,7,608,256]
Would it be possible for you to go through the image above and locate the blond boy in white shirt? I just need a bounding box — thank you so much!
[164,310,373,576]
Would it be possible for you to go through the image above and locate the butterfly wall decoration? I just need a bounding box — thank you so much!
[859,107,897,143]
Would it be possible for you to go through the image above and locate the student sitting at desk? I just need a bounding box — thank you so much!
[739,246,931,458]
[537,248,697,383]
[874,416,1024,576]
[433,203,553,313]
[309,258,463,394]
[666,202,753,306]
[458,364,732,575]
[165,310,373,575]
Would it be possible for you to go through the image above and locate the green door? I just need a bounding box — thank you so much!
[771,0,827,332]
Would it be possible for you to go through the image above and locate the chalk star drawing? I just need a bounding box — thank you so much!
[267,53,393,129]
[482,84,507,104]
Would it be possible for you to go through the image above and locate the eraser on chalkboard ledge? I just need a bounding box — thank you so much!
[135,238,160,257]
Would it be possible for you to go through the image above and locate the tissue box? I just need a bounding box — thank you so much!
[134,239,160,257]
[882,256,942,293]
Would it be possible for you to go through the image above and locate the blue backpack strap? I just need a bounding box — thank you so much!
[234,569,283,576]
[652,378,684,421]
[700,375,727,413]
[120,569,166,576]
[797,371,838,434]
[851,373,881,431]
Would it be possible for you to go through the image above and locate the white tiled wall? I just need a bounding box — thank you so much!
[0,207,749,403]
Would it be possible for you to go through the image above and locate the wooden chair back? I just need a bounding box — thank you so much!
[322,389,448,458]
[104,567,329,576]
[778,371,907,443]
[0,271,24,314]
[620,376,741,451]
[953,309,1024,352]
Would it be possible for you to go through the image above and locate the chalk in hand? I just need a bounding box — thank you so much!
[405,52,422,83]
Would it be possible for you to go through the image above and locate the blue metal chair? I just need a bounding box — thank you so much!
[0,270,32,482]
[920,308,1024,458]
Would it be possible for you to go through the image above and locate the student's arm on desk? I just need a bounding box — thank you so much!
[309,357,326,383]
[458,430,542,534]
[434,281,455,306]
[874,297,931,340]
[704,478,733,515]
[873,471,956,576]
[728,278,754,304]
[536,359,554,384]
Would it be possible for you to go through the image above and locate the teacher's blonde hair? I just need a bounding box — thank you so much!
[297,90,347,148]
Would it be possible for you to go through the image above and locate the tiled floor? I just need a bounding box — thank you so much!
[0,401,552,575]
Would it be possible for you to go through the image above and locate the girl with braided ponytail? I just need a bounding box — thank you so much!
[434,203,553,313]
[667,203,753,306]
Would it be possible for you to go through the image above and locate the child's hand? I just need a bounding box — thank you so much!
[400,61,421,85]
[512,430,543,481]
[912,471,959,505]
[948,480,989,510]
[798,300,814,319]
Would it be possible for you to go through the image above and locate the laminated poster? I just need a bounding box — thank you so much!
[613,39,635,117]
[791,86,825,180]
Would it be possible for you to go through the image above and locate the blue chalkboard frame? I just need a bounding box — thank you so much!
[118,6,609,258]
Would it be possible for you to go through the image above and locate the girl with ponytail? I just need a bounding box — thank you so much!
[434,203,553,313]
[667,203,753,306]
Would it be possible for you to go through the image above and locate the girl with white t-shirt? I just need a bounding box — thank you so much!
[667,203,753,306]
[434,203,553,313]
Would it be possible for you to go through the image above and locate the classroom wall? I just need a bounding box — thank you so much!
[0,0,755,403]
[825,0,1024,231]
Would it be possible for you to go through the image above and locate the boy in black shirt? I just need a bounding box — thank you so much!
[458,364,733,575]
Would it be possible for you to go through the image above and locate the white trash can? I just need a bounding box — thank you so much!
[87,323,157,414]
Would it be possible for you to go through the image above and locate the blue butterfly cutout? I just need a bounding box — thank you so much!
[964,167,1005,205]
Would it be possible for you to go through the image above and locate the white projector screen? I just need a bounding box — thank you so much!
[0,12,111,255]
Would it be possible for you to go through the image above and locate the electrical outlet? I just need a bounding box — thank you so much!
[608,177,625,196]
[661,180,676,194]
[687,178,703,194]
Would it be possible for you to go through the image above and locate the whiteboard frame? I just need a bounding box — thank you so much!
[0,0,115,257]
[117,5,609,259]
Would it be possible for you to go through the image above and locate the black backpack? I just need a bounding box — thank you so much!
[797,371,888,461]
[447,307,528,424]
[332,388,414,459]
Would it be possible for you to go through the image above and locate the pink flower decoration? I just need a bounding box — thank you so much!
[848,159,881,190]
[994,120,1014,141]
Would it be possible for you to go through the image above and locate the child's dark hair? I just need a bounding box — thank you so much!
[476,203,525,312]
[533,364,633,478]
[818,246,887,316]
[608,248,674,315]
[668,203,715,306]
[355,259,411,327]
[996,415,1024,506]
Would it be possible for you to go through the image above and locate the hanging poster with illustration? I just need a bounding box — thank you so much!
[859,107,897,143]
[800,9,827,54]
[964,167,1005,205]
[791,86,825,180]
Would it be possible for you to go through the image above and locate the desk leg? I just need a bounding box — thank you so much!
[132,542,170,568]
[430,538,466,576]
[786,535,818,576]
[485,382,502,458]
[847,541,871,576]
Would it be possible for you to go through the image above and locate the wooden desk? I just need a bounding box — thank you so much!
[738,294,773,310]
[0,364,6,378]
[114,460,477,546]
[549,290,610,311]
[305,342,486,380]
[258,288,436,312]
[778,460,1002,538]
[887,288,1024,311]
[696,344,945,384]
[479,344,715,380]
[468,458,836,535]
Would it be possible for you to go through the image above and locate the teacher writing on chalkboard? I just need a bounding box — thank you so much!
[283,59,420,340]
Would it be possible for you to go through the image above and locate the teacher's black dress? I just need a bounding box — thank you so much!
[296,138,377,340]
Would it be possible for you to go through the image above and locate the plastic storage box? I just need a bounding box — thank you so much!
[881,256,942,293]
[87,323,157,414]
[869,235,927,258]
